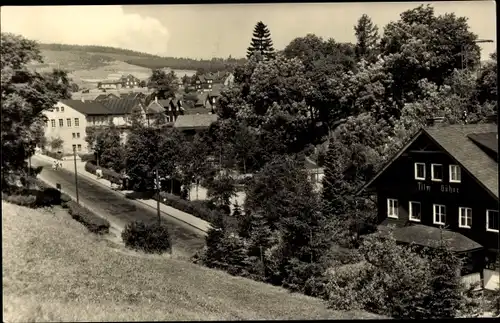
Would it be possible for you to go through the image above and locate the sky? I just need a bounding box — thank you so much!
[1,2,496,61]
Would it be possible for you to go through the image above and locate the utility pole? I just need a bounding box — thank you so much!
[73,146,80,204]
[155,166,161,224]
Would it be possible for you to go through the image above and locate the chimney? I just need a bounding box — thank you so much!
[426,116,445,127]
[81,97,85,103]
[155,96,158,103]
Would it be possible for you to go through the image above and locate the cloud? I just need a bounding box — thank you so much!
[0,6,170,55]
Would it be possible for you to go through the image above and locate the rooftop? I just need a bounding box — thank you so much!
[173,114,218,130]
[360,122,498,199]
[424,123,498,198]
[377,224,484,253]
[60,100,110,115]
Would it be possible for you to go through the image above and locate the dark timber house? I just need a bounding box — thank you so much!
[357,116,499,290]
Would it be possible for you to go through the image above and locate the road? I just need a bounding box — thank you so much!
[31,157,205,256]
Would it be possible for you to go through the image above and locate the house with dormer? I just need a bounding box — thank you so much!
[357,117,499,290]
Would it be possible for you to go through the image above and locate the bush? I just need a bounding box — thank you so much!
[84,161,122,184]
[44,150,63,160]
[67,201,110,234]
[61,193,71,208]
[121,220,171,254]
[79,153,95,162]
[155,192,214,222]
[2,194,37,208]
[35,187,61,207]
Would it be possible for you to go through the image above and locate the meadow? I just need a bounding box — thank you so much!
[2,201,384,321]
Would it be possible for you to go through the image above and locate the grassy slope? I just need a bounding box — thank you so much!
[2,201,383,321]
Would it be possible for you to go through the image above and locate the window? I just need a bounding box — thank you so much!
[44,120,48,127]
[74,118,79,127]
[449,165,461,183]
[486,210,499,232]
[72,133,76,139]
[414,163,426,180]
[431,164,443,182]
[55,107,59,112]
[77,133,80,138]
[433,204,446,225]
[387,199,399,219]
[51,119,56,128]
[409,201,421,222]
[166,115,171,122]
[77,144,82,151]
[72,144,76,151]
[59,119,64,127]
[61,106,64,112]
[459,207,472,228]
[67,118,71,127]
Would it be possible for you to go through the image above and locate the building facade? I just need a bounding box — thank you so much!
[358,121,499,290]
[43,101,89,155]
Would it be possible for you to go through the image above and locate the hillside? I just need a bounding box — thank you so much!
[2,201,384,321]
[35,43,246,73]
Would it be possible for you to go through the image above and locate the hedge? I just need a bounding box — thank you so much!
[67,201,110,234]
[121,220,171,254]
[44,150,63,160]
[155,192,214,223]
[84,161,123,184]
[2,193,37,207]
[79,153,95,162]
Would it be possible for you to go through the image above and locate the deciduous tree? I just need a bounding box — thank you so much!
[148,69,178,100]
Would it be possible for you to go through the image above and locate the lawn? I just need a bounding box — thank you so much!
[2,201,384,321]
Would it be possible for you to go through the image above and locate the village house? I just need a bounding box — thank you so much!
[43,98,147,155]
[357,116,499,291]
[145,97,185,125]
[119,74,141,89]
[193,74,214,92]
[97,80,122,90]
[97,74,141,90]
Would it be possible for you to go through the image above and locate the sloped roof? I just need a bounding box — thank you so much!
[425,123,498,198]
[379,224,483,253]
[146,101,165,114]
[101,98,142,115]
[467,132,498,155]
[173,114,218,130]
[183,108,212,115]
[60,100,111,115]
[359,123,498,199]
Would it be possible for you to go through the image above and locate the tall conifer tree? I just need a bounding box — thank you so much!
[247,21,276,60]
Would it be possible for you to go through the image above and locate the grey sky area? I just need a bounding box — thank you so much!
[1,2,496,60]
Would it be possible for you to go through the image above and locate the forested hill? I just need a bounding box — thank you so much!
[38,43,246,72]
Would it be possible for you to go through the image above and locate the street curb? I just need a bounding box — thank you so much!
[33,155,210,235]
[36,174,125,236]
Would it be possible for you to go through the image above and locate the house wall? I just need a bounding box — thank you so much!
[44,102,89,155]
[374,134,499,251]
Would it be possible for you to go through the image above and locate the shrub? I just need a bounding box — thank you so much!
[35,187,61,207]
[84,161,122,184]
[3,194,37,208]
[121,220,171,254]
[61,193,71,208]
[67,201,110,234]
[79,153,95,162]
[156,192,214,222]
[44,150,63,160]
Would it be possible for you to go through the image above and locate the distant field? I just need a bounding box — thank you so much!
[30,49,198,88]
[2,201,383,321]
